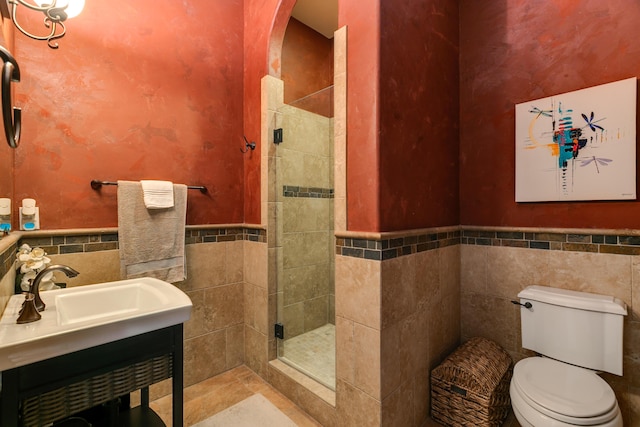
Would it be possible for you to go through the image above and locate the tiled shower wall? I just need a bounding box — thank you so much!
[460,228,640,426]
[279,103,335,339]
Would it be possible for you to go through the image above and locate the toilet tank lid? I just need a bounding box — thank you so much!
[518,286,627,315]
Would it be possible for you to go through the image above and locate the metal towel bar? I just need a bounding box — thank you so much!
[90,180,208,194]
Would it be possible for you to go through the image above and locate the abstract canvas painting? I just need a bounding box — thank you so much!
[515,78,636,202]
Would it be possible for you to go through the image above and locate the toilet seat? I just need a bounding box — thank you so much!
[512,357,619,425]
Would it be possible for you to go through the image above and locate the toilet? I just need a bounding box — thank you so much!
[511,285,627,427]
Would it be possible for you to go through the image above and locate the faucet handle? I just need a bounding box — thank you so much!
[19,291,30,314]
[17,293,41,324]
[33,289,45,312]
[26,277,46,312]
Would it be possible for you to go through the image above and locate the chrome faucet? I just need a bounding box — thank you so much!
[29,264,80,312]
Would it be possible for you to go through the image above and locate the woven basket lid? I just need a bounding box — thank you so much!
[433,337,512,397]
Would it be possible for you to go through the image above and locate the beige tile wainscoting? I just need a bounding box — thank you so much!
[1,226,640,425]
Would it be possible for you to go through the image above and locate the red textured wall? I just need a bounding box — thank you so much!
[243,0,295,225]
[282,18,333,106]
[13,0,244,229]
[378,0,459,231]
[245,0,456,232]
[344,0,381,231]
[242,0,334,224]
[460,0,640,228]
[243,0,387,231]
[13,1,634,232]
[242,0,383,229]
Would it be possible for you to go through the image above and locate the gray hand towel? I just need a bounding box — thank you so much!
[117,180,187,283]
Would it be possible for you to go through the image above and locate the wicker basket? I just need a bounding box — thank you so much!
[431,337,513,427]
[20,355,172,427]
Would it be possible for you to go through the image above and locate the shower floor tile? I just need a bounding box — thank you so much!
[279,324,335,390]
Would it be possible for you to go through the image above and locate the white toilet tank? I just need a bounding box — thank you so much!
[517,286,627,376]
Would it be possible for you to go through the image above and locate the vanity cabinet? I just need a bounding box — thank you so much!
[0,324,184,427]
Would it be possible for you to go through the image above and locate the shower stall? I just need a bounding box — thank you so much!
[273,85,336,390]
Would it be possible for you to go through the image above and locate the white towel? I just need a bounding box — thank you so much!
[117,181,187,283]
[141,180,174,209]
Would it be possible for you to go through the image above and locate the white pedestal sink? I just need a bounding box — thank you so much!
[0,277,192,371]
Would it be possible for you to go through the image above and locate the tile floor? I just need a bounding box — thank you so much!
[149,364,521,427]
[280,323,336,390]
[149,365,321,427]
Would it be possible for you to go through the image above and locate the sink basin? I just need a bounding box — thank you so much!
[0,277,192,371]
[56,281,175,325]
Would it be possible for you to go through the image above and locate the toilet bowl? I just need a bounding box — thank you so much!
[510,357,622,427]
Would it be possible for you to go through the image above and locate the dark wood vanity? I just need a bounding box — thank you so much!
[0,324,184,427]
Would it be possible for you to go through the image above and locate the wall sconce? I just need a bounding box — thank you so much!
[7,0,85,49]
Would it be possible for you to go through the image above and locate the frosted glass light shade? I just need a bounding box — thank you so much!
[34,0,85,18]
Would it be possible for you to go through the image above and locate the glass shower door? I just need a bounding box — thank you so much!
[275,86,336,390]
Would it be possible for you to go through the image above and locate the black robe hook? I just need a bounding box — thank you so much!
[240,135,256,153]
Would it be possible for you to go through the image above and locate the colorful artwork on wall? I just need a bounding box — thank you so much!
[515,78,637,202]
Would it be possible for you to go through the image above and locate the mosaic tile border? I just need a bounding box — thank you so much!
[336,230,461,261]
[283,185,334,199]
[186,228,267,244]
[8,226,640,267]
[336,227,640,260]
[0,241,17,279]
[462,229,640,255]
[19,233,120,256]
[11,227,266,258]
